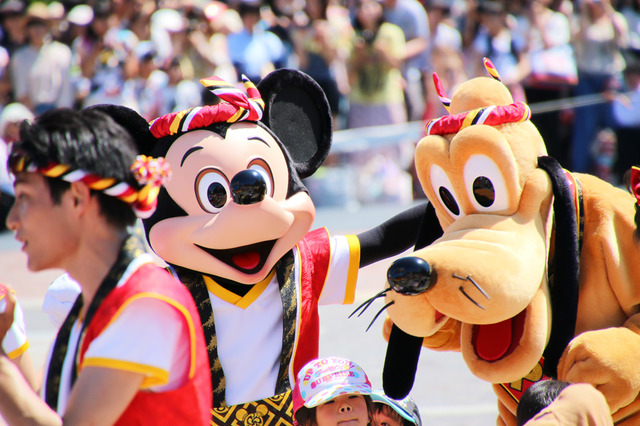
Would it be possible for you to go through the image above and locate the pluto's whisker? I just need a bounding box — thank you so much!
[349,288,390,319]
[459,286,486,310]
[467,276,490,300]
[453,273,490,300]
[366,301,395,332]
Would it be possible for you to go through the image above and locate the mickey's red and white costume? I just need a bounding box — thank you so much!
[98,70,426,425]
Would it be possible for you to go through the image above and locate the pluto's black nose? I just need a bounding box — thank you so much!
[231,169,267,205]
[387,257,434,295]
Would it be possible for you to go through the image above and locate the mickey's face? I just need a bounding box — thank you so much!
[147,122,316,284]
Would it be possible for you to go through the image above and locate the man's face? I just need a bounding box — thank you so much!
[6,172,78,272]
[315,395,369,426]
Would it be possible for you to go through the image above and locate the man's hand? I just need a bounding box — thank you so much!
[0,284,16,352]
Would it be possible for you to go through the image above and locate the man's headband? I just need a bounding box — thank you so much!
[425,58,531,136]
[630,166,640,207]
[9,153,171,218]
[149,75,265,138]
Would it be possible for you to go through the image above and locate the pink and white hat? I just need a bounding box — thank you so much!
[292,357,372,417]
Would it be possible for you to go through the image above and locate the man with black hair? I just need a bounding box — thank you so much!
[0,107,211,425]
[517,381,613,425]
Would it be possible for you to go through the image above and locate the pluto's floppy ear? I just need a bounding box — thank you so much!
[86,104,156,155]
[258,69,332,179]
[383,203,444,399]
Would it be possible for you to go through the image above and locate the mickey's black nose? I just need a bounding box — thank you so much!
[230,169,267,205]
[387,257,434,295]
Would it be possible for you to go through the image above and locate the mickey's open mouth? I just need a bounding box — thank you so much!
[195,240,277,274]
[472,309,526,362]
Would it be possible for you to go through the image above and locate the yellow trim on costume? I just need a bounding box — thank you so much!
[200,78,221,87]
[6,341,29,359]
[170,109,189,135]
[343,235,361,305]
[92,293,199,379]
[461,109,479,130]
[518,105,531,122]
[81,357,170,388]
[228,108,245,123]
[203,269,276,309]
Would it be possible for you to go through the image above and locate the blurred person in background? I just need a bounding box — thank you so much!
[46,1,66,43]
[609,51,640,185]
[227,0,287,84]
[424,0,465,119]
[71,2,131,108]
[292,0,353,128]
[121,40,164,120]
[0,102,33,231]
[0,0,26,56]
[347,0,414,205]
[202,1,243,83]
[621,0,640,52]
[382,0,430,121]
[468,0,527,102]
[570,0,629,173]
[10,2,73,114]
[522,0,577,168]
[347,0,406,129]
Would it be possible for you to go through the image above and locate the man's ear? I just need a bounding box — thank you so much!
[68,181,92,213]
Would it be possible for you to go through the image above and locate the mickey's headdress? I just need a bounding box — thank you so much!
[149,75,265,138]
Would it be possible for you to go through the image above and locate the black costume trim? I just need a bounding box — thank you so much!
[44,233,147,410]
[174,251,297,412]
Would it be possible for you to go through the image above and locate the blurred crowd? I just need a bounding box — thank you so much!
[0,0,638,185]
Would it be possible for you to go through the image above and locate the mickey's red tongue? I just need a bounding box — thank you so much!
[232,252,261,270]
[475,319,512,362]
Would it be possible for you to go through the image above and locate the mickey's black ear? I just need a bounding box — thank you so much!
[85,104,155,155]
[257,69,332,179]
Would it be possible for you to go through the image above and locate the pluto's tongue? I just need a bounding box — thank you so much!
[232,252,261,270]
[475,319,512,362]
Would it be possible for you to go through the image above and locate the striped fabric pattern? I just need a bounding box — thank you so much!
[9,153,170,219]
[149,75,265,139]
[425,102,531,136]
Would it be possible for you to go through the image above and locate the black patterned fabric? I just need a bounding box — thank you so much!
[174,251,297,424]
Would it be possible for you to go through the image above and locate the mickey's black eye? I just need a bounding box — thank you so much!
[195,168,230,213]
[208,182,227,208]
[439,186,459,216]
[473,176,495,207]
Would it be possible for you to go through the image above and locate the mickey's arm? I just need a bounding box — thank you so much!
[357,202,438,268]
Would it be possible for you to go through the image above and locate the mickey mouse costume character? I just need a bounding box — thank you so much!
[378,59,640,425]
[96,69,427,425]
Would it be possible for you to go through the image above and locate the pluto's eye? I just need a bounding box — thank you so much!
[464,155,509,212]
[473,176,494,207]
[430,164,462,218]
[439,186,460,215]
[195,168,230,213]
[248,159,274,197]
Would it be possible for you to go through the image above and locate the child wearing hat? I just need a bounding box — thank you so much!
[370,390,422,426]
[293,356,375,426]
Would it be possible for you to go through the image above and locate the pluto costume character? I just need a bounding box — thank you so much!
[379,60,640,425]
[97,69,426,425]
